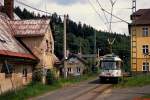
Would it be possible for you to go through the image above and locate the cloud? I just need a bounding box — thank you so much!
[15,0,150,35]
[47,0,88,5]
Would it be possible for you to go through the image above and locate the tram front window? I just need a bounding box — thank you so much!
[101,61,120,70]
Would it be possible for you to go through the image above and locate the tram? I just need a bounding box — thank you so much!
[99,53,123,83]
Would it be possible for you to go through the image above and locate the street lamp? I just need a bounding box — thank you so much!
[97,48,101,59]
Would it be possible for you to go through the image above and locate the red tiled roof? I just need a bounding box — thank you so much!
[0,13,37,60]
[9,19,50,37]
[0,50,36,60]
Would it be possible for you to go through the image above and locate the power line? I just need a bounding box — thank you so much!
[96,0,129,24]
[96,0,109,25]
[96,0,129,53]
[97,0,117,51]
[88,0,105,23]
[88,0,108,29]
[15,0,51,15]
[101,7,129,24]
[105,21,124,24]
[15,0,64,17]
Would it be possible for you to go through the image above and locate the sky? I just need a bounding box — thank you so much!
[1,0,150,35]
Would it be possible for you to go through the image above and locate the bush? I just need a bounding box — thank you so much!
[46,69,58,85]
[32,70,43,82]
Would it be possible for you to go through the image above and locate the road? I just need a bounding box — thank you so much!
[30,78,112,100]
[30,78,150,100]
[97,85,150,100]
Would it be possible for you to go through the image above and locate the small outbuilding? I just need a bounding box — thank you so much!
[61,54,88,77]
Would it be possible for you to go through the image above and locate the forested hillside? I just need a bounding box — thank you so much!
[14,7,130,70]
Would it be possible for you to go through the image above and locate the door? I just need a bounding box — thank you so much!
[23,68,27,84]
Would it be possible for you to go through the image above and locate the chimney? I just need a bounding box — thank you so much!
[4,0,14,19]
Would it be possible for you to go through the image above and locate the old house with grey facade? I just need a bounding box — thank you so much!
[61,54,87,76]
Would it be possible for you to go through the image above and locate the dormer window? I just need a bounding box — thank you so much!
[142,27,148,37]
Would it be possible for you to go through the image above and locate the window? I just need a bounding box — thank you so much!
[49,41,53,53]
[116,61,121,69]
[46,40,49,52]
[142,27,148,37]
[143,62,149,72]
[143,45,149,54]
[77,67,80,73]
[23,68,27,77]
[101,61,116,70]
[1,62,13,78]
[68,68,71,72]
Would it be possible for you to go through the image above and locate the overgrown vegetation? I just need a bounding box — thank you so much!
[0,82,61,100]
[46,69,58,85]
[115,74,150,88]
[0,73,97,100]
[142,94,150,98]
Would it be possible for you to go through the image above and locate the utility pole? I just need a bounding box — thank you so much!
[93,30,97,67]
[132,0,136,13]
[64,15,67,60]
[97,48,100,59]
[63,14,68,78]
[131,0,137,74]
[79,40,82,54]
[94,30,97,55]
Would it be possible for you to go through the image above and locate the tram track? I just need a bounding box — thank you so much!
[71,84,112,100]
[31,79,113,100]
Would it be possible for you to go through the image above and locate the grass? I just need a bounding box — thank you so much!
[59,74,96,85]
[0,73,97,100]
[142,95,150,98]
[0,82,61,100]
[114,74,150,88]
